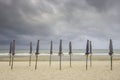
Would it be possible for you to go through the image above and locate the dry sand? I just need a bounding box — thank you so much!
[0,61,120,80]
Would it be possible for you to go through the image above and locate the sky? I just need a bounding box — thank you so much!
[0,0,120,49]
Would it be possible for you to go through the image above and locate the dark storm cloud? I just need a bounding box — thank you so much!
[0,0,55,46]
[0,0,120,49]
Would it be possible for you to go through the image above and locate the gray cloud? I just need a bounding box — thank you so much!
[0,0,120,49]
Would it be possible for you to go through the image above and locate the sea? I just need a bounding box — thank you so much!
[0,49,120,55]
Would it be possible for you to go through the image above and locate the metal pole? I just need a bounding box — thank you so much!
[86,55,88,70]
[9,54,11,66]
[60,54,61,70]
[49,54,52,66]
[111,56,113,70]
[70,54,71,67]
[90,54,92,67]
[11,55,14,69]
[35,54,38,70]
[29,54,32,66]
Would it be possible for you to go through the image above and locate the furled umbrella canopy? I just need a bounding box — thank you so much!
[89,41,92,54]
[109,39,113,56]
[9,42,12,54]
[85,40,89,55]
[50,41,53,55]
[69,41,72,55]
[35,40,40,55]
[12,40,15,56]
[30,42,32,54]
[59,40,62,55]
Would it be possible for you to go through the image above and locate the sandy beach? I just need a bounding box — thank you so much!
[0,60,120,80]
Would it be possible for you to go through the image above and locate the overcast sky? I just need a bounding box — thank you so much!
[0,0,120,49]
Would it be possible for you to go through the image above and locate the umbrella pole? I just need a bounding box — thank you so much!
[11,55,14,69]
[9,54,11,66]
[111,56,113,70]
[90,54,92,67]
[35,54,38,70]
[70,54,72,67]
[49,54,52,66]
[86,55,88,70]
[60,54,61,70]
[29,54,32,66]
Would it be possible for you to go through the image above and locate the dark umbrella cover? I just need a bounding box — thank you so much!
[69,41,72,55]
[85,40,89,55]
[30,42,32,54]
[35,40,40,55]
[109,39,113,56]
[12,40,15,56]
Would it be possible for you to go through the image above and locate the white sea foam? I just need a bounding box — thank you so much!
[0,52,120,56]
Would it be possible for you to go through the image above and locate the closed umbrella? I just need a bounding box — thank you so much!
[49,40,53,66]
[29,42,32,66]
[9,41,12,66]
[11,40,15,69]
[59,40,62,70]
[85,40,89,70]
[109,39,113,70]
[89,41,92,67]
[69,41,72,67]
[35,40,40,70]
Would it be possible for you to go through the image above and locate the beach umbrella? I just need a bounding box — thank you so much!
[49,40,53,66]
[59,40,62,70]
[85,40,89,70]
[69,41,72,67]
[35,40,40,70]
[89,41,92,67]
[29,42,32,66]
[109,39,113,70]
[11,40,15,69]
[9,41,12,66]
